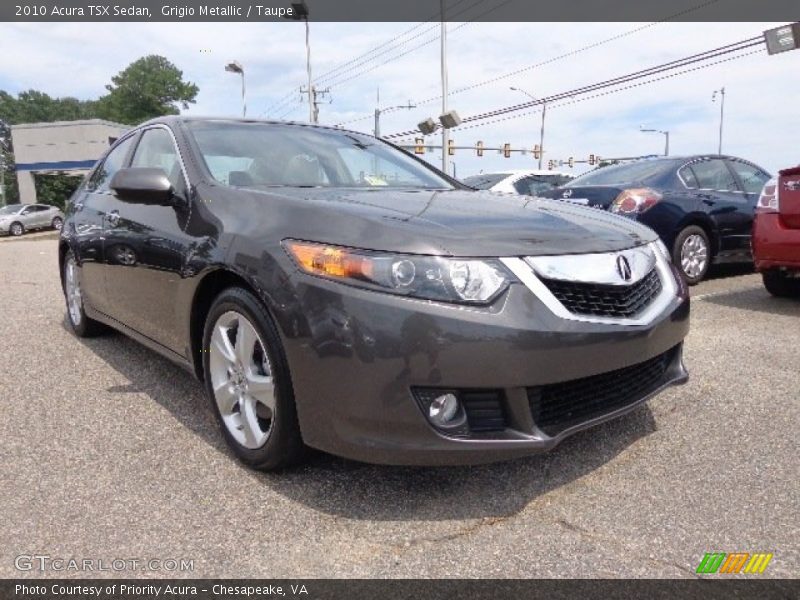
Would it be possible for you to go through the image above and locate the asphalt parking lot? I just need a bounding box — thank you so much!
[0,237,797,579]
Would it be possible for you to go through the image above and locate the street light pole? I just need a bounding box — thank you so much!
[640,127,670,156]
[225,61,246,118]
[440,0,450,174]
[374,102,416,139]
[510,86,545,169]
[712,87,725,154]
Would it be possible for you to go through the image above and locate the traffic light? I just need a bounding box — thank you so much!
[503,143,511,158]
[533,144,541,160]
[547,160,555,170]
[568,157,574,168]
[589,153,596,165]
[414,138,425,154]
[476,141,484,157]
[448,139,455,156]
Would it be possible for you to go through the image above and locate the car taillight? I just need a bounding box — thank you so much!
[610,188,662,215]
[756,178,779,213]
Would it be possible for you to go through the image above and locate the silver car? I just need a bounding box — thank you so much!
[0,203,64,236]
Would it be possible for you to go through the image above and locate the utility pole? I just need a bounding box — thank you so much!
[440,0,449,174]
[712,87,725,154]
[302,86,330,124]
[304,13,313,122]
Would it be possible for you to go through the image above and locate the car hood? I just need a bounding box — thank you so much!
[221,186,658,257]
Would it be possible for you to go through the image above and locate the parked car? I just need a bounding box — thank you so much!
[60,117,689,470]
[463,169,573,196]
[753,165,800,297]
[538,156,771,284]
[0,203,64,236]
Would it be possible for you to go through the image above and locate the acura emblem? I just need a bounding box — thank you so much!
[562,189,573,198]
[616,255,632,282]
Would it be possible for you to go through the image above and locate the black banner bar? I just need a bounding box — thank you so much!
[2,0,800,23]
[2,579,799,600]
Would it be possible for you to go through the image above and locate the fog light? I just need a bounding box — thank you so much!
[429,393,460,427]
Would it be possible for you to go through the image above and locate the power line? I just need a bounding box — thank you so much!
[389,46,763,139]
[331,0,722,126]
[312,0,473,84]
[319,0,510,91]
[383,36,764,139]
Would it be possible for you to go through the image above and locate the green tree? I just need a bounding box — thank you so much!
[98,55,198,125]
[33,172,84,210]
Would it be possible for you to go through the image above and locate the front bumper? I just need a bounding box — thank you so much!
[753,213,800,271]
[280,262,690,466]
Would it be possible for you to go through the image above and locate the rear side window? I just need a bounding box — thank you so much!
[688,159,739,192]
[728,161,770,194]
[88,135,135,193]
[678,166,699,188]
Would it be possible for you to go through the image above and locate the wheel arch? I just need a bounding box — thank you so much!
[188,268,273,381]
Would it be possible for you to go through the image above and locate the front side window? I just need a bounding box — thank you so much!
[727,160,770,194]
[88,135,136,193]
[187,121,453,190]
[689,159,739,192]
[131,127,185,193]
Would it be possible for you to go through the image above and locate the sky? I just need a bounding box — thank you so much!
[0,15,798,177]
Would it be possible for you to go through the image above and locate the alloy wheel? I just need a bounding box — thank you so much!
[64,257,83,326]
[208,311,276,449]
[680,234,708,280]
[10,223,23,236]
[52,217,63,231]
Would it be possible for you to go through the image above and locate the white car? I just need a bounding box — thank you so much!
[0,203,64,236]
[462,169,574,196]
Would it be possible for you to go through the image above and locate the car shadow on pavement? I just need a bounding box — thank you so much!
[705,263,755,281]
[73,320,658,521]
[702,286,800,317]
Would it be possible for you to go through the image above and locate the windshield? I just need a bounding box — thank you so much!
[567,159,680,187]
[462,173,508,190]
[0,204,22,215]
[187,121,454,190]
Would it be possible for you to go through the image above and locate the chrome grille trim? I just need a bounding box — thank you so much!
[500,241,677,326]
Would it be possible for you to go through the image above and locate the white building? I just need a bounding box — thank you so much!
[10,119,128,204]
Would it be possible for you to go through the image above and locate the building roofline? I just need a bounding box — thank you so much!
[11,119,129,130]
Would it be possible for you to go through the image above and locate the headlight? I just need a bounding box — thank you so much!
[283,240,513,305]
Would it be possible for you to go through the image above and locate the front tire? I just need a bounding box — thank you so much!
[52,216,63,231]
[9,222,24,236]
[63,251,106,337]
[673,225,710,285]
[203,287,305,470]
[762,270,800,298]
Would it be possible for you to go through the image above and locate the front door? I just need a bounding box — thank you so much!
[102,126,193,353]
[68,134,137,316]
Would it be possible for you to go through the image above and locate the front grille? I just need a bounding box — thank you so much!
[528,347,675,436]
[540,268,662,318]
[461,391,507,432]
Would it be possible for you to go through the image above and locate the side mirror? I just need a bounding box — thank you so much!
[110,167,174,205]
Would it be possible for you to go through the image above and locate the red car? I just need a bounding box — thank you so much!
[753,166,800,297]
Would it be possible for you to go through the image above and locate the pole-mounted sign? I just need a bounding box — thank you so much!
[764,23,800,55]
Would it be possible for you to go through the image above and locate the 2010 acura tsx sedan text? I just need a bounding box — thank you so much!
[59,117,690,470]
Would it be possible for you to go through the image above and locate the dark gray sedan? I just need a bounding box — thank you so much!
[59,117,690,470]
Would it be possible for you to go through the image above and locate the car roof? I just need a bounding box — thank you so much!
[138,115,366,138]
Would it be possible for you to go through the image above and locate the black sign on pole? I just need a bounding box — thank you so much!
[764,22,800,55]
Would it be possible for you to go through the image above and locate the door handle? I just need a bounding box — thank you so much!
[106,210,120,226]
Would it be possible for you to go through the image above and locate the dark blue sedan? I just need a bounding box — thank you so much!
[539,155,771,284]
